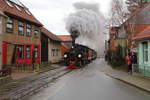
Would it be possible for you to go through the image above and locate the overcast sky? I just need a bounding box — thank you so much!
[21,0,112,35]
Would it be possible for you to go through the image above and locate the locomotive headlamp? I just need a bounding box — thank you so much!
[64,54,67,58]
[78,54,82,58]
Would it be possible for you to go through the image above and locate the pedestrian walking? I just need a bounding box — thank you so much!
[125,53,132,75]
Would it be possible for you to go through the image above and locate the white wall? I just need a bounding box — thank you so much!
[48,39,61,62]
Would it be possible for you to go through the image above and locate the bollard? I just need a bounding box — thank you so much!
[35,64,40,72]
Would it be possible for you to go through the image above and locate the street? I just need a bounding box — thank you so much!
[24,59,150,100]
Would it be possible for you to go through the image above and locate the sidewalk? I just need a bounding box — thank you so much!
[100,59,150,93]
[7,64,62,80]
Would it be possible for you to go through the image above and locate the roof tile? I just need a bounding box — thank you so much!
[0,0,42,26]
[133,25,150,40]
[41,27,61,42]
[57,35,72,41]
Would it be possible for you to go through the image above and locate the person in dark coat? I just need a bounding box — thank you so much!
[131,52,137,72]
[131,52,137,64]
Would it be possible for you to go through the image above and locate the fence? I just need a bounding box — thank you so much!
[132,64,150,77]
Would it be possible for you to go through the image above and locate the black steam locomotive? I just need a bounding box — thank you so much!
[63,44,97,69]
[62,29,97,68]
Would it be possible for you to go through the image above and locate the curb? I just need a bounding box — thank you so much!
[105,73,150,94]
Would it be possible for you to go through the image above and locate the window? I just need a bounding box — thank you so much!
[18,21,24,35]
[56,49,60,56]
[51,49,60,56]
[18,45,24,59]
[143,42,148,63]
[5,0,13,7]
[6,17,13,33]
[34,47,38,58]
[26,46,30,59]
[0,17,2,34]
[51,49,55,57]
[26,24,31,37]
[34,27,39,37]
[9,0,24,7]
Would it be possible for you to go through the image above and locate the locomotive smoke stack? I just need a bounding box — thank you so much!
[65,2,106,55]
[70,28,80,47]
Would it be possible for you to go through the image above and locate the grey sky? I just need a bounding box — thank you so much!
[21,0,112,35]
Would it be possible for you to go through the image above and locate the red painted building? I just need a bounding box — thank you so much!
[0,0,42,66]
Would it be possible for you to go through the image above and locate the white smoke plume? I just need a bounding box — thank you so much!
[65,2,106,55]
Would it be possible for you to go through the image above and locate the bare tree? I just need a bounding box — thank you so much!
[125,0,143,13]
[109,0,128,26]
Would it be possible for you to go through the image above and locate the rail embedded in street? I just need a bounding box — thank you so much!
[0,67,71,100]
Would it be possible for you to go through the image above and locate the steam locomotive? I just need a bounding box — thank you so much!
[63,44,97,69]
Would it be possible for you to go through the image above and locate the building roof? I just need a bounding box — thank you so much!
[57,35,72,41]
[0,9,6,16]
[133,26,150,41]
[0,0,42,26]
[61,43,70,49]
[41,27,61,42]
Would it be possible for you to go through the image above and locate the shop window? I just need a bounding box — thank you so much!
[18,21,24,35]
[26,46,30,59]
[143,42,148,63]
[26,24,31,37]
[6,17,13,33]
[34,46,38,58]
[18,45,24,59]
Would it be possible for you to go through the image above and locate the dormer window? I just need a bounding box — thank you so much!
[5,0,13,7]
[15,5,22,11]
[9,0,24,7]
[25,9,31,15]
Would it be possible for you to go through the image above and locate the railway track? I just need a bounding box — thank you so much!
[0,66,72,100]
